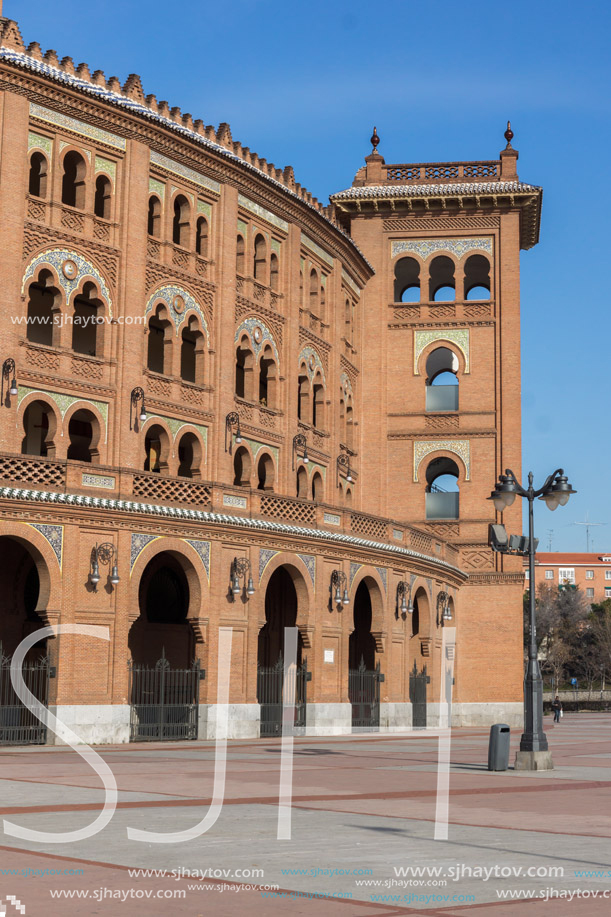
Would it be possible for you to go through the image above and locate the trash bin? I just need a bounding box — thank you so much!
[488,724,510,771]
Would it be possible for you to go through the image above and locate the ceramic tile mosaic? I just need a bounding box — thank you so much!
[297,554,316,587]
[22,248,113,317]
[235,436,278,463]
[151,150,220,194]
[414,329,469,374]
[413,440,470,481]
[234,318,279,363]
[340,372,353,397]
[197,200,211,217]
[259,548,279,580]
[28,523,63,568]
[298,345,325,384]
[341,268,361,297]
[149,177,165,199]
[95,155,116,180]
[391,237,493,260]
[130,533,160,572]
[185,539,210,580]
[30,102,125,150]
[145,415,208,450]
[375,566,388,590]
[145,284,209,341]
[238,194,288,232]
[18,387,109,441]
[28,131,52,155]
[349,561,362,588]
[301,232,333,267]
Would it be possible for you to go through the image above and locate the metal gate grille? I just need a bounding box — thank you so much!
[410,661,428,728]
[349,658,382,730]
[0,653,51,745]
[128,653,200,742]
[257,655,309,738]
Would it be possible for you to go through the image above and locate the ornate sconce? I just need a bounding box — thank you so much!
[330,569,350,608]
[230,556,255,599]
[292,433,309,470]
[89,543,120,590]
[396,580,414,619]
[1,358,17,404]
[436,588,452,627]
[130,387,147,430]
[225,411,242,454]
[336,450,354,488]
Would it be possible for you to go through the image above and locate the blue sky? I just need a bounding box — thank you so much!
[11,0,611,552]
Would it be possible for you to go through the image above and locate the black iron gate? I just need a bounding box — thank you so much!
[0,652,51,745]
[349,658,382,730]
[128,652,201,742]
[410,661,429,728]
[257,655,310,738]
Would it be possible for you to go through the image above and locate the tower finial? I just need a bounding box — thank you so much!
[370,126,380,155]
[504,120,514,150]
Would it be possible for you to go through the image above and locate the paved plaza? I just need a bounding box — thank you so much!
[1,714,611,915]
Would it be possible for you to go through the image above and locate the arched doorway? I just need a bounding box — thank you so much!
[409,587,430,727]
[0,537,50,745]
[257,566,308,737]
[348,580,381,731]
[128,552,200,741]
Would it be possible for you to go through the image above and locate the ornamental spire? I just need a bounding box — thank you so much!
[504,120,514,150]
[370,126,380,155]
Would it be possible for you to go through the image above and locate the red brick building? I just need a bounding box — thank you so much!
[0,12,542,742]
[525,554,611,604]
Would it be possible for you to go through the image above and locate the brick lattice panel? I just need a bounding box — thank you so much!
[350,512,387,541]
[132,475,212,507]
[260,495,316,525]
[409,529,434,553]
[0,456,65,489]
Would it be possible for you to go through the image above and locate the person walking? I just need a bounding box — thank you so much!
[552,695,563,723]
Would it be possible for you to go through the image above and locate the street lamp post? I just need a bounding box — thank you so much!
[488,468,576,770]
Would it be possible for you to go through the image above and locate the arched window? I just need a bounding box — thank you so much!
[429,256,455,302]
[235,337,255,400]
[311,471,323,502]
[172,194,190,247]
[309,269,319,313]
[177,431,202,479]
[21,401,56,458]
[297,369,310,422]
[67,409,99,463]
[394,256,420,303]
[464,254,491,300]
[72,282,103,357]
[320,281,326,319]
[425,457,460,519]
[312,375,325,429]
[144,424,169,473]
[345,487,353,507]
[425,347,459,411]
[236,234,245,274]
[148,195,161,237]
[28,152,48,198]
[180,316,205,385]
[94,175,112,219]
[233,446,251,486]
[270,253,279,291]
[147,306,172,375]
[195,216,208,257]
[340,394,346,444]
[61,151,86,209]
[258,346,277,408]
[257,453,275,491]
[296,466,308,498]
[26,271,60,347]
[345,399,354,450]
[253,233,267,282]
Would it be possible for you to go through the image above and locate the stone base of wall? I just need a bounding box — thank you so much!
[380,702,413,731]
[450,702,523,729]
[199,703,261,740]
[303,703,352,735]
[48,705,130,745]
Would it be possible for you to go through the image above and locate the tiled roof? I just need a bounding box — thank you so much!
[331,180,541,200]
[530,553,611,565]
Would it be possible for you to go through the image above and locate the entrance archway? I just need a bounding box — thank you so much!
[349,580,376,670]
[129,551,194,668]
[348,580,381,730]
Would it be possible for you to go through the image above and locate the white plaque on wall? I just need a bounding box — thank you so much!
[223,494,247,509]
[324,649,334,663]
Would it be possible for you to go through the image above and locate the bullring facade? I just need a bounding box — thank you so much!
[0,11,541,743]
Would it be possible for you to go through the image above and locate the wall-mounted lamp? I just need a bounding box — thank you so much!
[89,542,120,590]
[292,433,309,470]
[436,589,452,627]
[130,387,147,430]
[1,358,17,404]
[396,580,414,619]
[230,556,255,599]
[330,569,350,608]
[225,412,242,454]
[336,450,354,488]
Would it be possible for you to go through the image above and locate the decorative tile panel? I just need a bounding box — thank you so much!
[238,194,288,232]
[150,150,220,194]
[234,436,278,463]
[59,140,91,161]
[146,415,208,450]
[185,539,210,580]
[223,494,247,509]
[414,440,470,482]
[30,102,126,150]
[349,562,362,588]
[17,387,108,441]
[391,237,493,260]
[235,318,279,363]
[393,528,403,541]
[297,553,315,587]
[340,372,353,397]
[130,533,160,573]
[145,285,210,341]
[22,248,113,317]
[82,473,115,489]
[197,200,211,217]
[298,346,325,384]
[376,566,388,590]
[323,512,340,526]
[149,177,165,199]
[414,329,469,374]
[237,218,248,235]
[95,156,116,180]
[28,523,63,568]
[341,268,361,297]
[271,238,281,254]
[28,131,52,155]
[259,549,279,580]
[301,232,333,267]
